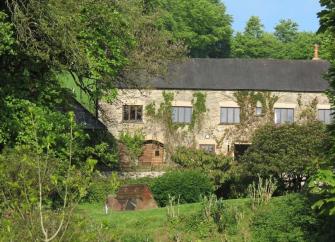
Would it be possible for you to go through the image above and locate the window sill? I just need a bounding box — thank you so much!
[219,123,240,125]
[122,121,144,124]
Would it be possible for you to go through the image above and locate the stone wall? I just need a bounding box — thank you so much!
[99,89,330,157]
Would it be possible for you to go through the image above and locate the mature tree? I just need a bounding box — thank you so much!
[306,0,335,216]
[245,16,264,38]
[275,32,319,59]
[231,16,331,60]
[1,0,185,105]
[149,0,232,57]
[274,19,299,43]
[231,17,280,58]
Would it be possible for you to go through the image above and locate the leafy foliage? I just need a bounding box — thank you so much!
[252,194,319,242]
[0,11,14,56]
[83,172,120,203]
[241,122,328,192]
[0,111,96,241]
[309,169,335,215]
[151,170,214,206]
[231,16,330,60]
[1,0,185,106]
[149,0,232,57]
[171,146,233,188]
[274,19,299,43]
[119,130,145,162]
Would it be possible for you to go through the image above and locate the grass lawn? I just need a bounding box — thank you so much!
[77,198,250,241]
[58,72,95,113]
[76,194,322,242]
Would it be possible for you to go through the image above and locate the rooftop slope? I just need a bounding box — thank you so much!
[149,59,330,92]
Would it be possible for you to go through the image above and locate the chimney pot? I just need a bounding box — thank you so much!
[312,44,320,60]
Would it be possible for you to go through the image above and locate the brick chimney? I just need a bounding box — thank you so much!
[312,44,320,60]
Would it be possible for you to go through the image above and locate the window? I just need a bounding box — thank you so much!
[155,150,160,156]
[220,107,240,124]
[256,107,263,116]
[200,144,215,153]
[318,109,333,124]
[172,106,192,123]
[123,105,143,122]
[274,108,294,124]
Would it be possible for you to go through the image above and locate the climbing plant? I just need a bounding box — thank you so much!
[119,129,145,163]
[190,92,207,131]
[214,91,279,153]
[297,95,319,122]
[145,91,207,160]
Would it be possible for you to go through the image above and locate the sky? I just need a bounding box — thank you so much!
[223,0,322,33]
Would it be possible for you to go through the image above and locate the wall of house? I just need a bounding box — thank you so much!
[99,89,330,159]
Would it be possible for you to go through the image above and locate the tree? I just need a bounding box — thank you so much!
[231,15,332,60]
[241,122,328,192]
[0,110,96,241]
[231,16,282,58]
[306,0,335,216]
[150,0,232,57]
[245,16,264,38]
[1,0,185,105]
[309,169,335,215]
[274,19,299,43]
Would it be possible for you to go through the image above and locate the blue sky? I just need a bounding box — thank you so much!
[223,0,322,33]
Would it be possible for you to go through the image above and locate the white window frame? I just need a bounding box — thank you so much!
[318,109,333,124]
[274,108,294,124]
[220,107,240,124]
[172,106,192,124]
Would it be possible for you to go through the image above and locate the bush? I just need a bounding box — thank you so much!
[121,176,157,189]
[241,122,328,193]
[251,194,318,242]
[151,170,214,207]
[119,129,145,162]
[83,172,120,203]
[172,146,233,187]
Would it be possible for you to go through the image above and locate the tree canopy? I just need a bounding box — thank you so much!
[149,0,233,58]
[231,16,331,60]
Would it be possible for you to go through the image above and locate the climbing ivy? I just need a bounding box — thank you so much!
[145,91,207,160]
[190,92,207,131]
[119,129,145,163]
[214,91,279,152]
[297,95,318,122]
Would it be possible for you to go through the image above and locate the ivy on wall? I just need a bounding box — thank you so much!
[145,91,207,160]
[214,91,279,153]
[119,129,145,165]
[297,94,319,122]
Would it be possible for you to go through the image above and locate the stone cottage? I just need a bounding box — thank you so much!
[100,57,331,166]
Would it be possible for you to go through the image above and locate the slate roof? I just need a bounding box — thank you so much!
[72,100,106,130]
[148,58,330,92]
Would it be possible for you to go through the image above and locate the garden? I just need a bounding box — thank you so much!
[1,0,335,241]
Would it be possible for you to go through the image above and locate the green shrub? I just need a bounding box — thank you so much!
[121,176,157,189]
[241,122,328,193]
[119,129,145,162]
[151,170,214,207]
[83,172,120,203]
[172,146,233,187]
[251,194,318,242]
